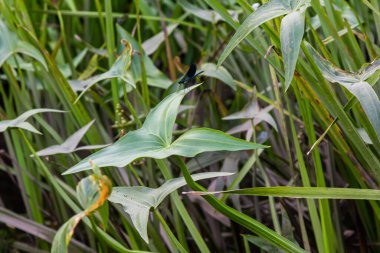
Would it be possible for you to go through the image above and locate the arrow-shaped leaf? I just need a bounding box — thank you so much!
[0,20,47,70]
[306,43,380,139]
[223,99,278,133]
[0,108,65,134]
[108,172,233,242]
[63,85,267,174]
[34,120,110,156]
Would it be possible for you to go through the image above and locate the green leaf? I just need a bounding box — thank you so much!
[306,43,380,139]
[200,63,236,90]
[170,128,266,155]
[0,20,47,70]
[0,108,65,134]
[217,0,290,66]
[281,9,306,90]
[63,85,266,174]
[189,186,380,200]
[71,40,133,103]
[108,172,233,243]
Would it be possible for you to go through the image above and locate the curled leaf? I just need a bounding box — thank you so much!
[51,172,112,253]
[77,173,112,213]
[116,24,172,89]
[72,40,133,103]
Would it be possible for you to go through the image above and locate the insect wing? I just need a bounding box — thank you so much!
[187,63,196,78]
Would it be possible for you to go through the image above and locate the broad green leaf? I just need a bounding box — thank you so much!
[170,128,267,156]
[306,43,380,139]
[71,40,133,103]
[200,63,236,90]
[280,9,306,90]
[63,85,266,174]
[0,20,47,70]
[116,24,171,89]
[34,120,109,156]
[142,24,178,55]
[52,172,112,253]
[217,0,290,66]
[108,172,233,242]
[0,109,65,134]
[188,186,380,200]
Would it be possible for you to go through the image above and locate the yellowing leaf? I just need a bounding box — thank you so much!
[51,171,112,253]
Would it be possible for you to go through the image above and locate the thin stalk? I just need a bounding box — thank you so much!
[104,0,120,120]
[135,0,150,108]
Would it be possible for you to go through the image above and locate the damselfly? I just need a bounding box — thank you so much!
[179,63,204,85]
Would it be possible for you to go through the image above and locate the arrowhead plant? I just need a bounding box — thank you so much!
[63,84,267,175]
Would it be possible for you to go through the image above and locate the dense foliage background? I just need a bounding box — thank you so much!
[1,0,380,252]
